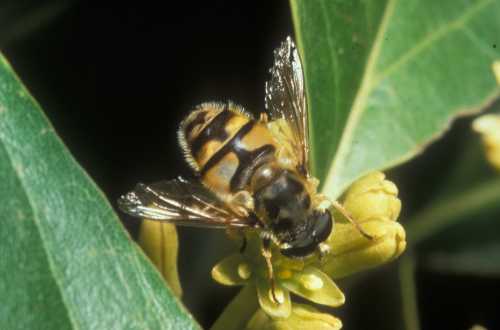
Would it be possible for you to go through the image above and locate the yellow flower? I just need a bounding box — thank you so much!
[212,233,344,318]
[472,114,500,171]
[471,61,500,170]
[212,171,406,321]
[321,172,406,278]
[246,303,342,330]
[138,220,183,297]
[492,60,500,84]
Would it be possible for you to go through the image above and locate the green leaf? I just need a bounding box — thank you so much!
[406,176,500,246]
[402,113,500,276]
[398,255,421,330]
[413,202,500,276]
[0,55,200,329]
[0,1,74,47]
[291,0,500,198]
[424,243,500,277]
[396,100,499,241]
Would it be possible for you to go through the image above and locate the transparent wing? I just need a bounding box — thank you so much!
[117,177,251,228]
[265,36,310,176]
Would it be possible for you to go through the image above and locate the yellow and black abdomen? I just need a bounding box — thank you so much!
[178,102,277,197]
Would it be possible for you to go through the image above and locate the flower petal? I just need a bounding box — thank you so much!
[138,220,182,297]
[211,253,250,286]
[256,278,291,318]
[282,267,345,307]
[324,221,406,279]
[247,303,342,330]
[472,114,500,170]
[342,172,401,223]
[493,60,500,84]
[328,218,389,254]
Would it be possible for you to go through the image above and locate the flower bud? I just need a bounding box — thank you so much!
[322,172,406,279]
[342,172,401,222]
[212,173,405,322]
[469,325,488,330]
[323,220,406,278]
[472,114,500,170]
[493,60,500,84]
[211,253,250,286]
[138,220,182,297]
[246,304,342,330]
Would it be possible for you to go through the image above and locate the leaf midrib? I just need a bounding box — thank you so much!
[323,0,398,198]
[323,0,495,198]
[316,0,342,181]
[374,0,494,85]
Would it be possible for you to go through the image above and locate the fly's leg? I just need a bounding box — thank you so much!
[314,192,373,240]
[239,235,247,253]
[317,242,331,263]
[224,228,248,254]
[331,200,373,240]
[225,190,254,218]
[259,113,269,123]
[261,238,281,304]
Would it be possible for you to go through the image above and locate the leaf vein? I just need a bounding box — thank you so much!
[323,0,398,198]
[318,0,342,176]
[461,25,499,59]
[0,140,81,329]
[374,0,494,84]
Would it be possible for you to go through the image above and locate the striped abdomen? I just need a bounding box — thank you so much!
[178,102,277,197]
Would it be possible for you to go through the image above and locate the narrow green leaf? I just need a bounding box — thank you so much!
[0,55,200,329]
[403,119,500,276]
[414,203,500,276]
[291,0,500,198]
[406,177,500,246]
[398,255,421,330]
[0,1,74,46]
[423,243,500,277]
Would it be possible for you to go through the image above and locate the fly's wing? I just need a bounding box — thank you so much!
[118,177,251,228]
[265,36,310,176]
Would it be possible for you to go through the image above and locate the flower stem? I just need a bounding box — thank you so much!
[406,177,500,246]
[399,255,420,330]
[211,285,259,330]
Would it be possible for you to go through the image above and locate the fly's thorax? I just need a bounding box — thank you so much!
[249,161,281,193]
[253,169,311,235]
[253,169,333,258]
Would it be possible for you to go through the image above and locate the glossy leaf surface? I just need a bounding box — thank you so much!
[0,55,200,329]
[291,0,500,198]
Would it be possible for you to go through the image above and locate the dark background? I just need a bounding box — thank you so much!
[2,1,499,329]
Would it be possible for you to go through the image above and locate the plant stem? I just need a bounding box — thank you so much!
[406,177,500,246]
[399,255,420,330]
[211,285,259,330]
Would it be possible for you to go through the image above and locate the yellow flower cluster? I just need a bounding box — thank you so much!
[138,221,183,297]
[472,114,500,170]
[471,61,500,171]
[247,303,342,330]
[322,172,405,278]
[211,172,406,328]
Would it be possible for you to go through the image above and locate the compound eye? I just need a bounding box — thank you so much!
[280,238,317,258]
[279,210,333,259]
[311,210,333,243]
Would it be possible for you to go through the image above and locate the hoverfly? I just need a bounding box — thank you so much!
[118,37,370,302]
